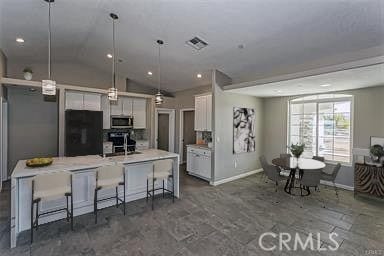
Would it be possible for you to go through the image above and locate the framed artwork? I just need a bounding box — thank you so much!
[233,107,255,154]
[370,136,384,147]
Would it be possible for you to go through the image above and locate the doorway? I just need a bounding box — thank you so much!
[155,108,175,152]
[179,108,196,163]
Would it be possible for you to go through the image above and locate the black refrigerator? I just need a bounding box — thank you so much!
[65,110,103,157]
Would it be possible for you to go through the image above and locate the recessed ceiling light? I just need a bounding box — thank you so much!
[320,84,331,87]
[16,38,24,43]
[147,71,153,76]
[107,54,113,58]
[274,89,283,93]
[197,73,202,78]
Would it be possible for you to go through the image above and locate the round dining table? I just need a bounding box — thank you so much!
[272,157,326,196]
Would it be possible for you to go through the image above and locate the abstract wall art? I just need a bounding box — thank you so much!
[233,107,255,154]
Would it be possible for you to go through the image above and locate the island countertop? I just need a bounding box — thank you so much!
[10,149,180,248]
[12,149,179,178]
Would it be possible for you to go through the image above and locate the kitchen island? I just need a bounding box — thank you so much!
[10,149,179,248]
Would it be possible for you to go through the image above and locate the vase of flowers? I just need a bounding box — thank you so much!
[370,144,384,166]
[289,143,305,168]
[289,143,305,158]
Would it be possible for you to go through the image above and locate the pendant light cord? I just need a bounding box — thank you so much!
[48,1,52,80]
[112,17,116,89]
[157,43,161,93]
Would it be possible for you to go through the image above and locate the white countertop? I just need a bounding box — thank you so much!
[187,144,213,151]
[12,149,179,178]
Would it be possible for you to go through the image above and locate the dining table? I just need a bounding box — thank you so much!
[272,157,326,196]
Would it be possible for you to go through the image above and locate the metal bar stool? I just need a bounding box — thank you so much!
[94,164,126,224]
[146,159,175,210]
[31,171,73,243]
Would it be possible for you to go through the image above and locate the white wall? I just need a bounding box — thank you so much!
[262,85,384,188]
[213,70,264,182]
[6,60,126,91]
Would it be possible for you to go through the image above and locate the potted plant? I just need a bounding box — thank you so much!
[23,67,33,80]
[370,144,384,164]
[289,143,305,159]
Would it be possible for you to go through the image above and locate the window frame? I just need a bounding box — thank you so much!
[287,94,354,166]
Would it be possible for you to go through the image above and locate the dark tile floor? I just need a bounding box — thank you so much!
[0,167,383,256]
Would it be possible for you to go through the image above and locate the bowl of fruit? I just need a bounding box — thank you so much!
[26,157,53,168]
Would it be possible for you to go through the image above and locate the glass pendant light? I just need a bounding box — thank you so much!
[108,13,119,101]
[155,40,164,105]
[42,0,56,96]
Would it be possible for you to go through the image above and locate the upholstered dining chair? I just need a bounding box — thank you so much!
[298,168,322,196]
[321,163,342,197]
[280,153,291,159]
[279,153,292,175]
[259,155,284,192]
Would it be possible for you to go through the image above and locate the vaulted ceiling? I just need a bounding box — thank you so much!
[1,0,383,92]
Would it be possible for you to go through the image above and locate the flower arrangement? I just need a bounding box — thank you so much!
[289,143,305,158]
[370,144,384,163]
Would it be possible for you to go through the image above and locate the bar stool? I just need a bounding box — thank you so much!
[146,159,175,210]
[31,171,73,243]
[94,164,125,224]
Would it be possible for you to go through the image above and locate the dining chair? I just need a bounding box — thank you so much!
[31,171,73,243]
[321,163,341,197]
[94,164,126,224]
[259,156,284,192]
[312,156,325,162]
[298,168,322,196]
[280,153,291,159]
[279,153,292,174]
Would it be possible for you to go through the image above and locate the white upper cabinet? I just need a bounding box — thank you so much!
[194,94,212,131]
[83,93,101,111]
[206,94,212,131]
[101,96,111,129]
[65,91,101,111]
[132,98,147,129]
[122,97,133,116]
[110,98,123,116]
[65,91,84,110]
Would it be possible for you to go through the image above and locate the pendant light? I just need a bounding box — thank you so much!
[108,13,119,101]
[155,40,164,105]
[42,0,56,96]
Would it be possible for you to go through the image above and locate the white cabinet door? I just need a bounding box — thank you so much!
[200,155,211,179]
[110,98,123,116]
[122,97,133,116]
[83,93,101,111]
[194,96,206,131]
[194,95,210,131]
[65,91,84,110]
[206,94,212,132]
[133,98,146,129]
[101,96,111,129]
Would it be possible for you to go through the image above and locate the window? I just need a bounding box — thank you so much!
[289,94,353,163]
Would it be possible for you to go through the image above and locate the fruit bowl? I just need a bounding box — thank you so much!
[26,158,53,168]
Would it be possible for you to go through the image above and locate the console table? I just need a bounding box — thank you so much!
[354,163,384,198]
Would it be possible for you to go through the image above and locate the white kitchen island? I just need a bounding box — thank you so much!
[10,149,179,248]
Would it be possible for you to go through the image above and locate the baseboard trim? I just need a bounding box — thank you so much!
[320,180,354,191]
[210,169,263,186]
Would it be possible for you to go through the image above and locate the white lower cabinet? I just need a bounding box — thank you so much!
[186,146,211,181]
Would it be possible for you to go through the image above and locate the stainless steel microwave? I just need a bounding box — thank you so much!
[111,116,133,129]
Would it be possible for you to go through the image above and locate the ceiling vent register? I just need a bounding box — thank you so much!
[186,36,208,50]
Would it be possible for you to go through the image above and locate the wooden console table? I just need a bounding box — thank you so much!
[354,163,384,198]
